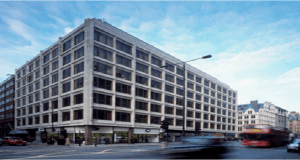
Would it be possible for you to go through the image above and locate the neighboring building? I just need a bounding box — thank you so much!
[0,75,15,137]
[14,18,238,144]
[237,100,288,135]
[288,111,300,135]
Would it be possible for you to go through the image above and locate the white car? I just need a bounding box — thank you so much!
[287,139,300,152]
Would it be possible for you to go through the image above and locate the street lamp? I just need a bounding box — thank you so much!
[160,55,212,136]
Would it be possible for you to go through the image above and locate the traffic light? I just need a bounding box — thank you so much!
[160,119,169,132]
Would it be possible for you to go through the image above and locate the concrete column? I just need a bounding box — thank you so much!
[85,125,92,145]
[128,128,133,143]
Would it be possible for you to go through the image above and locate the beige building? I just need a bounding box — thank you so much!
[288,111,300,135]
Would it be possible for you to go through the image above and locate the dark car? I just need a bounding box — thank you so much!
[287,139,300,152]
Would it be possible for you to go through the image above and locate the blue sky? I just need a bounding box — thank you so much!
[0,1,300,112]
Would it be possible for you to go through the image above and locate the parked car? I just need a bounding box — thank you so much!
[287,139,300,152]
[6,137,27,146]
[2,136,14,145]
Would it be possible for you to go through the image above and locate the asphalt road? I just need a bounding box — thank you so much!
[0,141,299,159]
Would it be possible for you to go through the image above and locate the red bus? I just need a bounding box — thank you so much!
[241,124,289,147]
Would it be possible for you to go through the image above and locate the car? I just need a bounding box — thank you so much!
[6,137,27,146]
[0,138,2,146]
[2,136,14,145]
[287,139,300,152]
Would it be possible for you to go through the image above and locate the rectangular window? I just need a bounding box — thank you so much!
[116,69,131,81]
[52,100,58,109]
[135,88,148,98]
[94,30,113,47]
[43,78,49,87]
[63,68,71,79]
[116,40,132,54]
[52,61,59,71]
[151,116,161,124]
[62,97,70,107]
[63,54,71,65]
[165,62,174,72]
[62,112,70,121]
[35,105,40,113]
[188,73,194,80]
[74,109,83,120]
[43,102,49,111]
[35,92,40,101]
[36,71,40,79]
[151,80,161,89]
[116,112,131,122]
[116,83,131,94]
[176,119,183,126]
[204,96,209,103]
[196,77,202,83]
[176,109,183,116]
[52,113,58,122]
[135,114,148,123]
[151,92,161,101]
[52,74,58,83]
[187,82,194,90]
[196,94,201,101]
[94,46,112,61]
[151,68,162,78]
[223,88,227,94]
[74,62,84,74]
[211,83,215,90]
[136,49,149,61]
[43,53,50,63]
[43,65,49,75]
[217,94,221,99]
[74,93,83,104]
[165,106,174,115]
[177,68,184,76]
[204,88,209,95]
[165,74,174,83]
[187,92,193,99]
[150,104,161,113]
[211,91,215,97]
[136,75,148,86]
[43,115,49,123]
[63,40,71,52]
[93,109,112,120]
[196,103,201,109]
[165,84,174,93]
[165,95,174,104]
[204,80,209,87]
[177,78,183,86]
[29,106,33,114]
[43,90,49,99]
[93,93,112,105]
[74,77,84,90]
[196,85,201,92]
[35,117,40,124]
[211,99,215,105]
[136,62,148,74]
[204,114,208,120]
[29,117,33,125]
[135,101,148,111]
[177,88,183,96]
[94,61,113,75]
[52,86,58,96]
[117,55,131,68]
[27,75,33,83]
[52,48,59,58]
[62,82,71,93]
[74,31,84,45]
[29,85,33,93]
[176,98,183,106]
[36,59,40,68]
[93,77,111,90]
[217,86,221,92]
[204,105,209,111]
[151,56,162,66]
[187,101,193,108]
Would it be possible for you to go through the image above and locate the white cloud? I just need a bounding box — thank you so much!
[64,27,74,34]
[48,14,69,26]
[275,67,300,88]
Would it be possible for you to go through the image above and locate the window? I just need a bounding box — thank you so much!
[196,85,201,92]
[74,109,83,120]
[52,73,58,83]
[210,123,215,129]
[177,88,183,96]
[43,102,49,111]
[222,102,226,108]
[211,99,215,105]
[177,78,184,86]
[116,40,132,54]
[52,113,58,122]
[136,88,148,98]
[115,98,131,108]
[52,61,59,71]
[93,77,111,90]
[136,62,148,73]
[222,110,226,115]
[204,105,209,112]
[188,73,194,80]
[43,90,49,99]
[35,105,40,113]
[63,54,71,65]
[74,31,84,45]
[151,68,162,78]
[62,112,70,121]
[204,114,208,120]
[223,95,226,101]
[43,65,49,75]
[217,86,221,92]
[136,75,148,86]
[238,116,242,119]
[35,116,40,124]
[204,96,209,103]
[151,56,162,66]
[116,112,131,122]
[22,87,26,95]
[29,106,33,114]
[43,115,49,123]
[93,93,112,105]
[52,86,58,96]
[210,106,215,113]
[62,82,71,93]
[74,62,84,74]
[177,68,184,76]
[165,62,174,72]
[222,117,226,123]
[135,114,148,123]
[204,88,209,95]
[187,101,193,108]
[62,97,70,107]
[151,104,161,113]
[165,84,174,93]
[52,100,58,109]
[165,95,174,104]
[43,78,49,87]
[27,75,33,83]
[94,46,112,61]
[63,68,71,79]
[135,101,148,111]
[29,85,33,93]
[211,83,215,90]
[93,109,112,120]
[151,116,161,124]
[187,82,194,90]
[74,77,84,90]
[211,91,215,97]
[204,80,209,87]
[151,92,161,101]
[244,116,249,119]
[116,69,131,81]
[36,59,40,68]
[116,83,131,94]
[94,30,113,47]
[248,111,252,114]
[74,93,83,104]
[136,49,149,61]
[176,98,183,106]
[196,77,202,83]
[52,48,58,58]
[35,92,40,101]
[176,119,183,126]
[223,88,227,94]
[165,74,174,83]
[94,61,113,75]
[22,78,26,85]
[63,40,71,52]
[196,112,201,118]
[36,71,40,79]
[117,55,131,68]
[165,106,174,115]
[251,115,255,119]
[43,53,50,63]
[28,117,33,125]
[217,94,221,99]
[187,92,193,99]
[151,80,161,89]
[196,103,201,109]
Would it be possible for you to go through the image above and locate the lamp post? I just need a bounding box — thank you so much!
[160,55,212,136]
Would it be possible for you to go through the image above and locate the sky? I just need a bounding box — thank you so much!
[0,1,299,112]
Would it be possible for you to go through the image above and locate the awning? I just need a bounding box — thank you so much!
[8,130,28,135]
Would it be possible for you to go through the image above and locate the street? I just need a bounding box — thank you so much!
[0,141,299,159]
